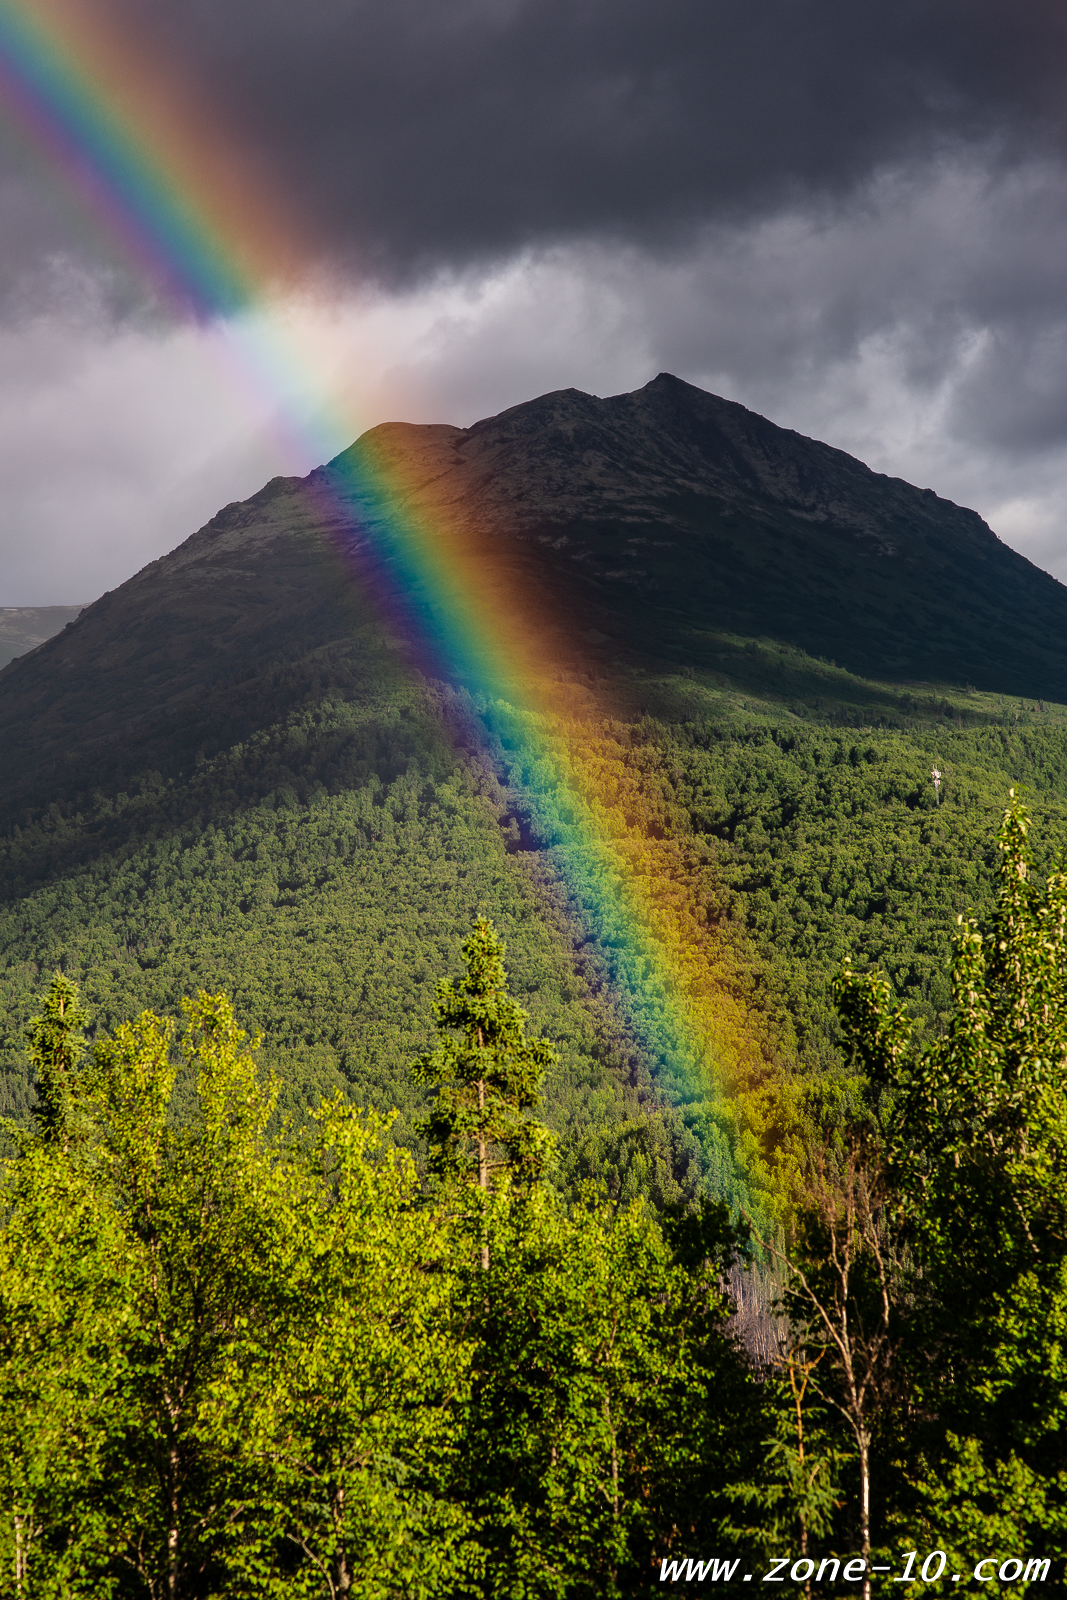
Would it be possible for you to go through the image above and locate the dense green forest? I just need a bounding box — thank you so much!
[3,805,1067,1595]
[2,631,1067,1218]
[5,378,1067,1589]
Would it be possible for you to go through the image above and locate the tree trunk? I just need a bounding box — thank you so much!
[14,1510,28,1595]
[791,1362,812,1600]
[605,1395,619,1585]
[477,1076,489,1270]
[167,1443,180,1600]
[859,1430,871,1600]
[332,1483,351,1597]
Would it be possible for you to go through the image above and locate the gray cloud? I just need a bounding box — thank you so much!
[7,158,1067,603]
[184,1,1067,274]
[10,0,1067,286]
[5,3,1067,602]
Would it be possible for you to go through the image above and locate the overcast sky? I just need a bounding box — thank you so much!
[3,0,1067,602]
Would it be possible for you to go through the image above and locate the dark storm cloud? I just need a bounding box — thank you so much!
[0,118,157,319]
[92,0,1067,280]
[7,0,1067,605]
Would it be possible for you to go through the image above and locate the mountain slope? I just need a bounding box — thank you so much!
[0,605,88,668]
[2,377,1067,1206]
[348,373,1067,695]
[2,375,1067,805]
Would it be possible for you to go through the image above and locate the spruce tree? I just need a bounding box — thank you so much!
[411,918,555,1262]
[27,970,91,1155]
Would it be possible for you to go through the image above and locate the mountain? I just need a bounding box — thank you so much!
[1,374,1066,804]
[346,372,1067,693]
[0,605,88,669]
[2,375,1067,1205]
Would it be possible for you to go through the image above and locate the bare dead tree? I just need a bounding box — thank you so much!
[750,1130,908,1600]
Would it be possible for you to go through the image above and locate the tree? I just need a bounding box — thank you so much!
[724,1342,850,1589]
[410,917,556,1265]
[26,969,91,1153]
[203,1099,474,1600]
[834,789,1067,1559]
[0,984,301,1597]
[83,991,290,1599]
[0,1116,128,1595]
[756,1126,908,1597]
[2,974,484,1599]
[0,973,129,1593]
[454,1187,758,1598]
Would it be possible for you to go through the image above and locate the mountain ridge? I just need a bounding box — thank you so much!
[356,374,995,560]
[1,373,1066,808]
[332,372,1067,696]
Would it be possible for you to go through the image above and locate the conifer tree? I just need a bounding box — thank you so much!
[411,918,556,1263]
[27,970,90,1155]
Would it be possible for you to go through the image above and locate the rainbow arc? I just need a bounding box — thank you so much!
[0,0,776,1217]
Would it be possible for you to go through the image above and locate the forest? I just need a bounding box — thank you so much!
[1,792,1065,1596]
[2,617,1067,1592]
[2,633,1067,1218]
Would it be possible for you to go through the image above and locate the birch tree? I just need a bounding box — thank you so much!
[203,1099,474,1600]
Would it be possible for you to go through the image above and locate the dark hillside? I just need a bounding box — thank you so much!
[0,478,370,800]
[3,374,1067,809]
[344,372,1067,698]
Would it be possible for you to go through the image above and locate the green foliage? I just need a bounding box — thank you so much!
[46,994,290,1594]
[0,1138,129,1594]
[26,970,90,1151]
[8,611,1067,1572]
[658,719,1067,1073]
[0,968,772,1597]
[829,789,1067,1564]
[453,1186,760,1597]
[412,917,556,1191]
[13,824,1067,1590]
[724,1357,850,1563]
[4,627,1067,1218]
[203,1098,473,1599]
[0,681,677,1206]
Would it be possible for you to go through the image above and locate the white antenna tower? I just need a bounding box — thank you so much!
[931,767,942,805]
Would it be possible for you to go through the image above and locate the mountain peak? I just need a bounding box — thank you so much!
[0,373,1066,805]
[644,370,700,390]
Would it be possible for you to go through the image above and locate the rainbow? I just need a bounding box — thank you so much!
[0,0,776,1220]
